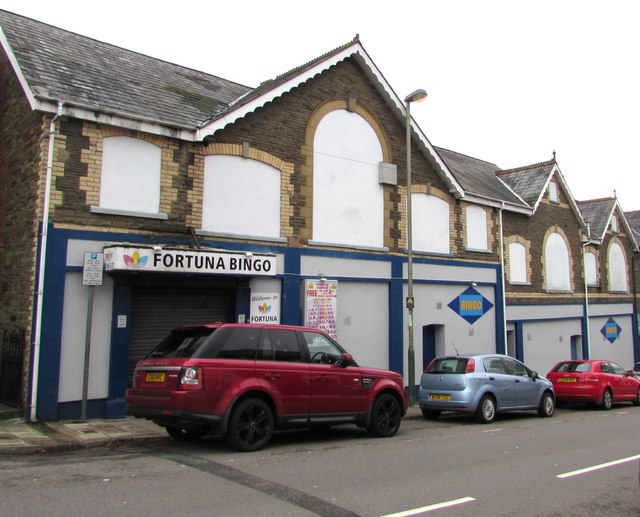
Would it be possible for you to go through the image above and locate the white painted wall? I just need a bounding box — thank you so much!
[412,194,450,254]
[58,272,113,402]
[100,137,161,213]
[508,242,527,283]
[589,315,635,368]
[203,155,280,238]
[608,243,628,292]
[405,283,497,382]
[313,109,384,248]
[545,233,570,290]
[466,205,488,250]
[334,281,389,370]
[585,252,597,285]
[520,319,580,375]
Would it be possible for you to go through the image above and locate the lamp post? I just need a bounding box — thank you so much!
[404,89,427,405]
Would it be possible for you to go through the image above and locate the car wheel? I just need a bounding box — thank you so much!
[367,393,402,437]
[633,387,640,407]
[226,398,274,452]
[165,425,206,441]
[599,388,613,410]
[475,395,496,424]
[538,392,555,417]
[420,408,441,419]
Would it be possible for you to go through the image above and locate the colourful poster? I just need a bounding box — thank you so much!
[249,293,280,324]
[304,280,338,339]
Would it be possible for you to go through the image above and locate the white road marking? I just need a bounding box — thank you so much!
[379,497,476,516]
[557,454,640,479]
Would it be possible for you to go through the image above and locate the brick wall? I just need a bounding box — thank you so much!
[0,48,48,405]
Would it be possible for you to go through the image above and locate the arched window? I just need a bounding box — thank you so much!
[202,155,280,238]
[466,205,488,250]
[545,232,570,291]
[608,242,628,292]
[100,136,161,214]
[584,251,597,286]
[313,109,384,247]
[412,194,450,254]
[508,242,527,283]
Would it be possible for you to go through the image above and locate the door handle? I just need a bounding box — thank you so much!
[489,377,495,381]
[316,376,328,383]
[266,373,281,381]
[514,379,520,383]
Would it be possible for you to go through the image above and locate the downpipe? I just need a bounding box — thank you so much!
[29,101,63,422]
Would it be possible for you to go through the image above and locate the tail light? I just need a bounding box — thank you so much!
[179,367,203,390]
[465,358,475,373]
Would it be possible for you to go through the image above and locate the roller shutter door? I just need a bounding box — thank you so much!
[128,286,229,383]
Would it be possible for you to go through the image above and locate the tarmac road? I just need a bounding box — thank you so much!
[1,405,639,516]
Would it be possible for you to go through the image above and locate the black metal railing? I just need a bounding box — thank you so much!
[0,329,25,407]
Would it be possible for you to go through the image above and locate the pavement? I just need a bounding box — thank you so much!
[0,403,422,455]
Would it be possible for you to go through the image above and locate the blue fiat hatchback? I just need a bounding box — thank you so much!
[418,354,555,423]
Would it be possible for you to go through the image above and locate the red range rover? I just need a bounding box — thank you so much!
[126,324,408,451]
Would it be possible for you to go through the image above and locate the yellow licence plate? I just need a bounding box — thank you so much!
[145,372,166,382]
[558,377,577,382]
[429,393,451,401]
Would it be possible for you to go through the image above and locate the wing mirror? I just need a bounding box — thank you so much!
[339,353,353,367]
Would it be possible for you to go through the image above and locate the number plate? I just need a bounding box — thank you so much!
[145,372,165,382]
[558,377,577,382]
[429,393,451,401]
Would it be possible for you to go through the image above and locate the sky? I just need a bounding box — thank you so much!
[3,0,640,210]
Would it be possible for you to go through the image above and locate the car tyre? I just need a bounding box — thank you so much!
[165,425,206,441]
[226,398,274,452]
[475,394,496,424]
[367,393,402,437]
[420,408,441,419]
[599,388,613,410]
[537,392,555,417]
[633,387,640,407]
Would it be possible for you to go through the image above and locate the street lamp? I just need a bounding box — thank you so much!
[404,89,427,405]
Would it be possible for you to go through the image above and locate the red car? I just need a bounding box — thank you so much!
[126,324,408,451]
[546,360,640,409]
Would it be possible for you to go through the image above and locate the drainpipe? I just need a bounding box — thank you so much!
[582,222,591,359]
[29,102,63,422]
[499,202,507,353]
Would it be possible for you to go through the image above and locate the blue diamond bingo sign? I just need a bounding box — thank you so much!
[448,287,494,324]
[601,317,622,343]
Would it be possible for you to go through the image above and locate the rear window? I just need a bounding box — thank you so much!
[147,327,215,358]
[426,358,469,374]
[552,362,592,373]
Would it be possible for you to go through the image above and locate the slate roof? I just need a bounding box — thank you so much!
[434,147,527,208]
[0,9,252,129]
[624,210,640,242]
[496,160,556,207]
[577,198,616,241]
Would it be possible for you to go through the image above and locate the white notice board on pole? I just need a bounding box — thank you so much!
[83,252,103,286]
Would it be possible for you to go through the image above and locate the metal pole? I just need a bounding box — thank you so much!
[406,100,415,405]
[81,285,94,421]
